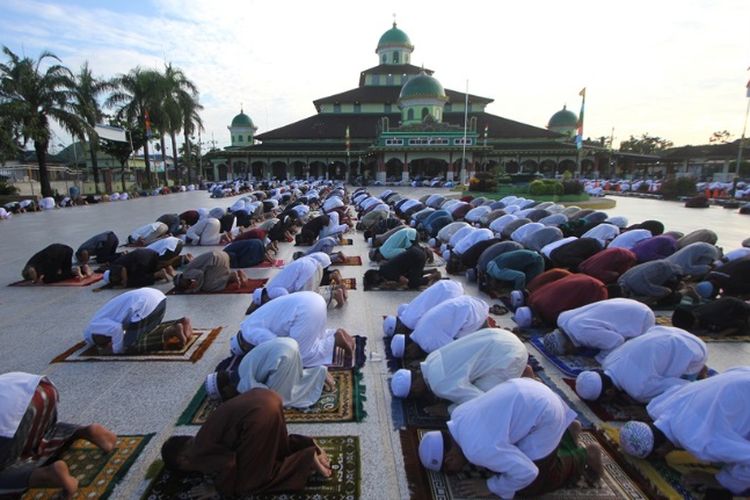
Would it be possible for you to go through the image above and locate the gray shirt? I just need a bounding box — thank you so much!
[618,260,683,298]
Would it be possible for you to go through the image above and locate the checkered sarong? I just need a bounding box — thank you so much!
[128,319,181,354]
[121,299,167,352]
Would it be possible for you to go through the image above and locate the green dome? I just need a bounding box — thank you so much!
[377,22,413,49]
[548,106,578,128]
[231,111,254,128]
[399,72,446,100]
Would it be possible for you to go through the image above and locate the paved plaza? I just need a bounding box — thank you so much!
[1,187,749,499]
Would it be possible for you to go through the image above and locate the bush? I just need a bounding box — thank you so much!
[0,181,19,195]
[469,171,497,192]
[529,179,564,196]
[660,177,698,199]
[562,180,583,195]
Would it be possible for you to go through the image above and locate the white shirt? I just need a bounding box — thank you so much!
[437,222,470,243]
[608,229,652,250]
[401,199,420,212]
[448,226,477,249]
[267,256,321,293]
[421,328,528,411]
[239,291,334,367]
[0,372,45,437]
[130,222,166,242]
[648,367,750,494]
[83,288,166,353]
[581,223,620,247]
[186,218,221,245]
[602,326,707,402]
[540,236,577,258]
[410,296,489,354]
[146,236,182,255]
[448,379,576,499]
[489,214,518,235]
[399,280,464,329]
[454,228,493,255]
[557,298,655,361]
[510,222,544,245]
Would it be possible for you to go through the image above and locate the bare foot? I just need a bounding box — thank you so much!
[583,444,603,486]
[314,441,331,468]
[78,423,117,453]
[324,371,336,392]
[333,288,346,308]
[29,460,78,499]
[521,364,536,379]
[334,329,355,357]
[568,420,582,446]
[180,317,194,340]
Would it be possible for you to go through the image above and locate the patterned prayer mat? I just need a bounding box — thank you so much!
[561,378,650,423]
[50,327,222,363]
[655,315,750,343]
[401,428,652,500]
[166,278,268,295]
[143,435,360,499]
[340,277,356,290]
[9,273,103,287]
[529,335,601,377]
[22,434,152,500]
[535,371,594,429]
[511,324,555,339]
[177,369,366,426]
[339,238,354,246]
[333,255,362,266]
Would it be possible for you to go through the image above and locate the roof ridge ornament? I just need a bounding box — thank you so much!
[393,12,397,28]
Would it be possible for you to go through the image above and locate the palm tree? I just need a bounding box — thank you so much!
[0,47,85,197]
[160,64,198,185]
[178,88,203,184]
[70,62,114,194]
[107,67,162,188]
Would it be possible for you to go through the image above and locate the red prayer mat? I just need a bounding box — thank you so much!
[9,273,103,287]
[333,255,363,266]
[166,278,268,295]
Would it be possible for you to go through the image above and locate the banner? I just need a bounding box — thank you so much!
[94,124,127,142]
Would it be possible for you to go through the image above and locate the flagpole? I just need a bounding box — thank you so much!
[735,98,749,176]
[461,79,469,184]
[576,88,586,178]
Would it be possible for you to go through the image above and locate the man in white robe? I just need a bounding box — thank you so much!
[581,223,620,247]
[541,298,655,361]
[319,211,348,239]
[391,295,489,359]
[435,222,470,247]
[452,228,493,256]
[620,367,750,495]
[607,228,652,250]
[391,328,529,413]
[575,326,708,403]
[418,379,600,498]
[232,291,354,367]
[128,222,168,245]
[205,338,330,409]
[540,236,577,259]
[185,217,226,246]
[510,222,545,245]
[382,280,464,336]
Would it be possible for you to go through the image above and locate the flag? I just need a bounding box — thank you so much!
[144,110,153,138]
[576,88,586,150]
[345,126,351,153]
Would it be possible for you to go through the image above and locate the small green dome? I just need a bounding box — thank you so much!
[399,72,446,100]
[377,22,413,50]
[231,110,254,128]
[548,106,578,128]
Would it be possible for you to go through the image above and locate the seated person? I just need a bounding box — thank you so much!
[619,367,750,496]
[616,259,686,306]
[127,221,168,246]
[231,291,354,367]
[485,249,545,293]
[578,247,637,284]
[146,236,190,268]
[548,237,603,271]
[76,231,120,265]
[22,243,86,283]
[83,287,191,353]
[672,296,750,337]
[156,213,187,235]
[185,217,230,246]
[0,372,117,499]
[391,328,529,414]
[206,338,332,408]
[383,280,464,336]
[541,298,655,360]
[104,249,174,288]
[418,379,601,499]
[391,296,489,360]
[575,326,708,403]
[363,245,441,291]
[664,242,720,278]
[222,239,273,268]
[172,250,246,293]
[160,389,332,497]
[695,256,750,298]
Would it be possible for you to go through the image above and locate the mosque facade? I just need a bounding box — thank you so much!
[206,23,599,183]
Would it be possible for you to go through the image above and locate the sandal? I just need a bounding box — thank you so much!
[489,304,509,315]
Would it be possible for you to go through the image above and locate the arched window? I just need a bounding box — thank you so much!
[422,107,429,119]
[247,135,252,143]
[392,51,399,63]
[407,109,414,121]
[238,135,243,142]
[381,54,386,64]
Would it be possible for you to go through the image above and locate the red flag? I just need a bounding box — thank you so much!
[144,110,153,138]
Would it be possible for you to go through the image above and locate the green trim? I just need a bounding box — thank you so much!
[104,433,154,500]
[176,385,207,426]
[353,367,367,422]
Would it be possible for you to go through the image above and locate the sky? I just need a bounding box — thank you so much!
[2,0,750,155]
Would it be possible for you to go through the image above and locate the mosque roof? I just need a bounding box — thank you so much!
[660,140,750,160]
[313,86,493,111]
[231,111,254,128]
[377,23,413,50]
[358,64,432,86]
[399,71,446,101]
[548,106,578,128]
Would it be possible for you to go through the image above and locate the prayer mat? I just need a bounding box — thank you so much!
[400,427,652,500]
[535,371,594,429]
[9,273,103,287]
[340,277,356,290]
[178,369,366,426]
[50,327,222,363]
[250,258,285,268]
[166,278,268,295]
[329,335,367,369]
[599,425,728,500]
[562,378,651,423]
[656,316,750,343]
[511,325,555,339]
[143,435,361,499]
[333,255,362,266]
[529,335,601,377]
[22,434,152,500]
[339,238,354,246]
[391,394,449,430]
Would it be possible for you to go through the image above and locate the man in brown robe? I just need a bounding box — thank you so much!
[160,388,331,496]
[172,250,246,292]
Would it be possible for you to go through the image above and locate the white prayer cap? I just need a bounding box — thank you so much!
[397,303,408,317]
[391,334,406,358]
[383,316,397,336]
[442,250,450,261]
[606,216,629,228]
[390,369,412,398]
[428,238,437,247]
[440,243,448,253]
[510,290,525,309]
[309,252,331,269]
[204,373,221,401]
[419,431,444,471]
[368,237,374,246]
[542,329,566,354]
[620,421,654,458]
[252,288,265,305]
[514,306,533,328]
[575,371,603,400]
[102,270,110,284]
[268,287,289,300]
[230,333,244,356]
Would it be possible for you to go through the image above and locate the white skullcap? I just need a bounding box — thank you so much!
[268,287,289,300]
[252,288,265,305]
[428,238,437,247]
[514,306,532,327]
[397,303,408,317]
[309,252,331,269]
[383,315,397,336]
[204,373,221,400]
[391,334,406,358]
[620,421,654,458]
[419,431,444,471]
[230,333,245,356]
[576,371,603,400]
[510,290,525,309]
[390,369,412,398]
[102,270,110,284]
[442,250,451,261]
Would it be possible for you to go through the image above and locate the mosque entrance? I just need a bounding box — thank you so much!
[409,158,447,179]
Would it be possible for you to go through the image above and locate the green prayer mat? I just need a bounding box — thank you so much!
[22,434,153,500]
[177,369,366,425]
[143,435,360,499]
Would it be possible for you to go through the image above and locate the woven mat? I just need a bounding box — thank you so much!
[333,255,362,266]
[9,273,103,287]
[22,434,152,500]
[178,369,366,425]
[529,336,601,377]
[166,278,268,295]
[50,327,222,363]
[401,427,652,500]
[143,435,360,499]
[561,378,650,423]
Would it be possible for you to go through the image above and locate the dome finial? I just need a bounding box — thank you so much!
[563,104,566,110]
[240,102,244,113]
[392,12,397,27]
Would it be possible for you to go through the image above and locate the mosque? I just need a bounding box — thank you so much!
[205,23,596,183]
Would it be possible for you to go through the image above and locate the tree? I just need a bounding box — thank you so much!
[0,46,85,197]
[70,62,114,194]
[0,115,21,163]
[619,133,673,155]
[99,118,145,193]
[709,130,733,143]
[178,86,203,184]
[160,63,199,186]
